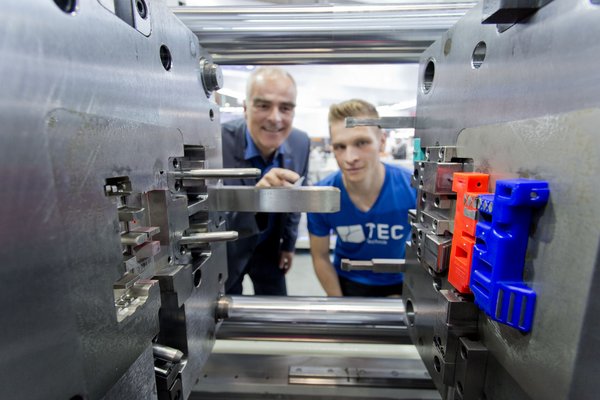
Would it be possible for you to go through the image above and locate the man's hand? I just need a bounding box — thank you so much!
[279,251,294,274]
[256,168,300,187]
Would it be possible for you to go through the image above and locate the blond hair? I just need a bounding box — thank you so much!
[328,99,379,126]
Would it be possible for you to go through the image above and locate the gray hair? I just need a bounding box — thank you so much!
[245,67,297,102]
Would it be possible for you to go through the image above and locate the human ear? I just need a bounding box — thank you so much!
[378,130,387,151]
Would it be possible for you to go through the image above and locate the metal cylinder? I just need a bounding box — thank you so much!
[180,231,239,244]
[172,2,476,64]
[172,168,260,179]
[153,343,184,363]
[216,296,409,343]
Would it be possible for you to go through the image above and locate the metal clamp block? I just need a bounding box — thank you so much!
[413,161,464,195]
[452,338,488,400]
[425,146,457,163]
[419,209,453,235]
[422,233,452,274]
[420,191,457,215]
[434,290,479,363]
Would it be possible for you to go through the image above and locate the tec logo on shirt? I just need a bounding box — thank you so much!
[336,223,405,245]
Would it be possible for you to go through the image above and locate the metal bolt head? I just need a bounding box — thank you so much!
[200,59,223,93]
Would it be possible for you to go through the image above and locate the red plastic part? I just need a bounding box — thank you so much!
[448,172,490,293]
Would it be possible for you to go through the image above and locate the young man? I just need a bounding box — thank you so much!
[307,99,416,296]
[222,67,310,295]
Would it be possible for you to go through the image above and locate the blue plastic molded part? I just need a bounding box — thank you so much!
[469,179,549,332]
[413,138,425,161]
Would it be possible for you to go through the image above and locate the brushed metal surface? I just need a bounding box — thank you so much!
[416,0,600,148]
[192,353,440,400]
[207,186,341,213]
[0,1,225,398]
[219,295,406,325]
[173,2,476,65]
[457,109,600,400]
[408,1,600,399]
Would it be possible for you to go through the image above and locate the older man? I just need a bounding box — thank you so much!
[222,67,310,295]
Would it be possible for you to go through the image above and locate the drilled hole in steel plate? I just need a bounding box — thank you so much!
[444,38,452,56]
[193,268,202,287]
[422,59,435,94]
[218,273,224,284]
[471,41,487,69]
[460,344,468,360]
[136,0,148,19]
[160,45,172,71]
[209,109,215,121]
[433,355,441,373]
[54,0,77,13]
[405,299,415,327]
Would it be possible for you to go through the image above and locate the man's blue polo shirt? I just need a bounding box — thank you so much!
[244,129,286,243]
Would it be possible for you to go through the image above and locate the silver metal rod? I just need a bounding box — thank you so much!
[216,296,409,344]
[153,343,184,363]
[345,116,416,129]
[207,185,340,213]
[217,322,410,344]
[341,258,406,273]
[180,231,238,245]
[172,2,476,64]
[211,340,419,358]
[218,295,406,325]
[171,168,260,180]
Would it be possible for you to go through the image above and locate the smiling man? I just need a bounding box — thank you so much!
[307,99,416,297]
[221,67,310,295]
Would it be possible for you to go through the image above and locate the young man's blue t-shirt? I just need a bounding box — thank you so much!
[307,163,416,286]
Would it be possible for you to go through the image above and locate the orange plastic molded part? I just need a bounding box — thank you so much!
[448,172,490,293]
